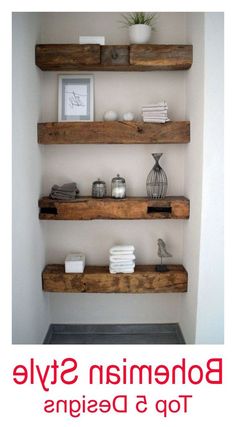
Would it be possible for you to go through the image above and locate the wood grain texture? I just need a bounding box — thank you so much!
[35,44,101,70]
[42,264,188,293]
[38,196,190,220]
[38,121,190,144]
[101,45,129,65]
[130,44,193,69]
[35,44,193,71]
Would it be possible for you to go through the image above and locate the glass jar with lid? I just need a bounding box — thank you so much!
[92,178,107,198]
[111,174,126,199]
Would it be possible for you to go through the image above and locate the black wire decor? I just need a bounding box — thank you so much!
[146,153,168,199]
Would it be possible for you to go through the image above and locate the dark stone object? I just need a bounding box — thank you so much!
[155,264,169,272]
[43,323,185,345]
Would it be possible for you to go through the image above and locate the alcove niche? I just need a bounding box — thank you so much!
[12,12,224,344]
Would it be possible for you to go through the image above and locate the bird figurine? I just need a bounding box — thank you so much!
[156,238,172,272]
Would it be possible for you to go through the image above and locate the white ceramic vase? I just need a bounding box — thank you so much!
[129,24,151,44]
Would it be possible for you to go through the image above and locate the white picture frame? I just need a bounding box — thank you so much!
[58,75,94,122]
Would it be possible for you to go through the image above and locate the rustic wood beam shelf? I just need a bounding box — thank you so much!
[38,121,190,145]
[35,44,193,71]
[42,264,188,293]
[38,196,190,220]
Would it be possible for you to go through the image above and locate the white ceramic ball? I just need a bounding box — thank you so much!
[103,110,118,121]
[122,112,135,121]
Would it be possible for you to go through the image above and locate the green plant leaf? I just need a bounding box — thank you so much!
[119,12,158,29]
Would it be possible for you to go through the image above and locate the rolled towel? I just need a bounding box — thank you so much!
[110,260,135,266]
[109,252,134,257]
[110,254,136,262]
[110,245,135,254]
[109,267,135,274]
[110,262,135,269]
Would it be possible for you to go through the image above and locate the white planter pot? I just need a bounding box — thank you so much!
[129,24,151,44]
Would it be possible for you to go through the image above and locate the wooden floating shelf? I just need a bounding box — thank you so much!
[38,121,190,145]
[39,196,190,220]
[42,264,188,293]
[35,44,193,71]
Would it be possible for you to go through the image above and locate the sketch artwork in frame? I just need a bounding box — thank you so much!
[58,75,94,121]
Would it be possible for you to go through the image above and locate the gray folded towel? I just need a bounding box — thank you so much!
[51,182,78,193]
[50,182,79,200]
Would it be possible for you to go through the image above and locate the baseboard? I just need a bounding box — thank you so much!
[43,323,185,345]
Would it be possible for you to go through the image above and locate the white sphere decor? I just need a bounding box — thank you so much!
[129,24,151,44]
[103,110,118,121]
[122,112,135,121]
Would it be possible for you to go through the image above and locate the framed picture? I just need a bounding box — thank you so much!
[58,75,94,121]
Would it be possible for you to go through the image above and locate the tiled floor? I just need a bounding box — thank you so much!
[44,323,185,344]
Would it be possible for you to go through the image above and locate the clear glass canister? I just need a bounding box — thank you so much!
[92,178,107,198]
[111,174,126,199]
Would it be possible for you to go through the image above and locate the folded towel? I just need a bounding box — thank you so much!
[110,262,135,269]
[110,245,135,254]
[50,182,79,200]
[51,193,78,200]
[142,101,167,108]
[142,101,169,123]
[143,118,170,123]
[142,108,168,112]
[142,111,167,118]
[51,182,79,193]
[110,254,136,262]
[143,117,168,119]
[109,267,135,274]
[142,116,168,120]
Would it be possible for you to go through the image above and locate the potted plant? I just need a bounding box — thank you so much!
[120,12,157,44]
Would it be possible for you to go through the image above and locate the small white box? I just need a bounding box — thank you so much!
[79,36,105,45]
[65,253,85,273]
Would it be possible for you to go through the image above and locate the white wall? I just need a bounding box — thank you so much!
[181,13,205,343]
[181,12,224,344]
[12,13,50,343]
[40,12,187,325]
[195,13,224,343]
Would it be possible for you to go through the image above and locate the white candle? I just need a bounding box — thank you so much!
[112,187,125,198]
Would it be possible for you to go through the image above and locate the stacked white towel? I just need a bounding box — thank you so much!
[109,245,135,274]
[142,101,170,123]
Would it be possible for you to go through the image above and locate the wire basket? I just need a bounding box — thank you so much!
[146,153,168,199]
